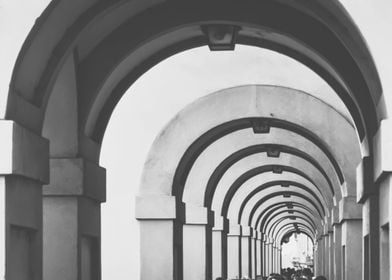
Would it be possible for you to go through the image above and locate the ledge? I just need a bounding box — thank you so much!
[0,120,49,183]
[43,158,106,202]
[373,119,392,181]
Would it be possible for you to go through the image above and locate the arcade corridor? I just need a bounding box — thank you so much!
[0,1,391,280]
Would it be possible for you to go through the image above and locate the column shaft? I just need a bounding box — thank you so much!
[256,239,262,278]
[329,232,334,280]
[227,235,241,279]
[342,220,362,280]
[183,224,212,280]
[333,224,342,280]
[212,229,227,279]
[241,236,251,278]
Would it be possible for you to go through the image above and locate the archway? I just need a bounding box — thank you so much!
[1,1,389,280]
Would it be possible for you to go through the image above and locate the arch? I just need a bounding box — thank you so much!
[207,144,335,210]
[277,226,315,245]
[136,86,359,200]
[264,211,319,236]
[247,191,324,226]
[258,203,321,233]
[251,196,323,231]
[225,179,326,223]
[220,165,331,218]
[2,2,388,280]
[9,0,383,142]
[270,217,316,239]
[276,222,316,241]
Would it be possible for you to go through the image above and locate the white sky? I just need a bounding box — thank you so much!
[281,233,313,269]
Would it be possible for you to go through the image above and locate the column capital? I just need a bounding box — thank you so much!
[254,229,262,240]
[356,156,374,203]
[184,204,214,225]
[373,118,392,181]
[241,225,252,237]
[43,158,106,202]
[0,120,49,183]
[339,196,362,222]
[228,223,242,236]
[267,237,274,244]
[213,213,229,232]
[331,206,340,226]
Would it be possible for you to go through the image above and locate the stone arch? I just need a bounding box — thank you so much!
[142,85,358,202]
[2,1,388,279]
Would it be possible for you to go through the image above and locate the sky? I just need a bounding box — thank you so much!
[281,233,313,269]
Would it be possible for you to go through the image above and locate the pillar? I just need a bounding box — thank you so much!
[0,120,48,280]
[333,224,342,280]
[241,226,252,278]
[273,244,278,273]
[256,233,262,278]
[43,158,105,280]
[262,236,267,276]
[328,231,334,280]
[183,205,213,280]
[212,215,228,279]
[372,118,392,280]
[278,246,282,273]
[317,237,324,276]
[323,233,329,279]
[362,194,380,280]
[136,195,183,280]
[227,224,241,279]
[378,174,391,280]
[250,231,257,278]
[266,238,274,275]
[340,196,363,280]
[319,237,325,276]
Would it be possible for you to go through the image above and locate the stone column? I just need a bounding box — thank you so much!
[333,224,342,280]
[0,120,48,280]
[328,231,334,280]
[279,247,282,273]
[255,232,262,278]
[266,238,274,275]
[183,205,213,280]
[262,236,267,276]
[241,226,252,279]
[273,244,278,273]
[136,195,183,280]
[357,155,381,280]
[212,215,229,279]
[313,242,317,275]
[362,194,380,280]
[318,237,324,276]
[43,158,105,280]
[340,197,362,280]
[264,238,270,276]
[250,230,257,278]
[261,237,266,277]
[227,224,241,279]
[323,233,330,279]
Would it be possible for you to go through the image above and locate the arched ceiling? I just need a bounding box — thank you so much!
[140,85,361,242]
[6,0,382,246]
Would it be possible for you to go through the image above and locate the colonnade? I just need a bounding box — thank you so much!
[133,85,389,280]
[1,1,392,280]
